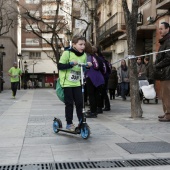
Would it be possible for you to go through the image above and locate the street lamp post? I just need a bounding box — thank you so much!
[24,61,28,89]
[88,0,95,45]
[0,44,5,93]
[32,61,37,88]
[17,53,23,90]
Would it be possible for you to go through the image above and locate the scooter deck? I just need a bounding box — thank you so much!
[57,128,80,134]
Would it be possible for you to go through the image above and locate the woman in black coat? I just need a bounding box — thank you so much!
[108,67,118,100]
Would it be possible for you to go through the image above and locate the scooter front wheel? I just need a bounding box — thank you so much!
[81,123,90,139]
[53,118,62,133]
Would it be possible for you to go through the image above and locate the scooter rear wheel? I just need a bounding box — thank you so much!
[81,123,90,139]
[53,118,62,133]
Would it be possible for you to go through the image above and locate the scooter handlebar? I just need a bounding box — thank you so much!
[78,62,93,67]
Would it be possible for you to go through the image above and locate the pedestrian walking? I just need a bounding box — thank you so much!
[108,67,118,100]
[137,57,147,80]
[154,22,170,122]
[97,46,111,111]
[58,36,92,131]
[27,80,32,89]
[144,56,154,84]
[117,59,129,101]
[8,62,22,99]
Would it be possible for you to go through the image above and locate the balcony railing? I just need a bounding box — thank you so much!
[156,0,170,9]
[97,12,125,42]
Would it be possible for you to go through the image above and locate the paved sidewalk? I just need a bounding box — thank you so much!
[0,89,170,170]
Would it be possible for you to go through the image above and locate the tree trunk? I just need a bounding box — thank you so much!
[122,0,143,118]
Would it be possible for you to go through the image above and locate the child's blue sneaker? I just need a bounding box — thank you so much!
[66,124,75,131]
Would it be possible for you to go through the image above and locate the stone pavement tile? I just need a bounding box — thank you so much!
[24,137,61,146]
[2,110,30,115]
[123,135,162,142]
[99,166,170,170]
[84,167,170,170]
[121,153,156,160]
[152,153,170,158]
[119,122,170,135]
[51,143,88,162]
[0,138,23,147]
[79,143,122,160]
[18,146,54,164]
[104,143,130,156]
[132,166,170,170]
[154,133,170,143]
[101,122,140,136]
[0,125,26,137]
[86,135,128,144]
[0,115,29,125]
[0,147,21,165]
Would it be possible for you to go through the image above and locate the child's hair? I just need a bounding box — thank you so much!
[85,41,93,54]
[92,46,97,54]
[72,35,86,44]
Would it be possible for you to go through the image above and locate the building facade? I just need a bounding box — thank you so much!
[0,0,18,90]
[19,0,72,88]
[94,0,170,96]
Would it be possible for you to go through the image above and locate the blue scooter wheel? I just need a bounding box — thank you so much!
[81,123,90,139]
[53,118,62,133]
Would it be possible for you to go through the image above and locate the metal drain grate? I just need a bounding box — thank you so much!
[54,160,129,169]
[1,159,170,170]
[0,163,53,170]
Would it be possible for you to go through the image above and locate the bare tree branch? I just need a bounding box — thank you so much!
[18,0,70,65]
[60,6,91,35]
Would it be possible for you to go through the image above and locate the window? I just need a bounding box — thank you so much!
[42,38,51,43]
[25,24,39,31]
[29,10,40,17]
[29,52,41,59]
[26,38,40,46]
[42,5,56,16]
[26,0,40,4]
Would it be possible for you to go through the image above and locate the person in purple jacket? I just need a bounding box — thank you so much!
[85,42,105,118]
[96,46,111,111]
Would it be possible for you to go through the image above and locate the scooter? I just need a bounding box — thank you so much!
[53,63,91,139]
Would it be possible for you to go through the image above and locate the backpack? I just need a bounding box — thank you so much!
[102,60,112,75]
[91,56,99,70]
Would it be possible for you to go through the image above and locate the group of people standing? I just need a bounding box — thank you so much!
[84,42,112,118]
[58,36,113,131]
[7,22,170,132]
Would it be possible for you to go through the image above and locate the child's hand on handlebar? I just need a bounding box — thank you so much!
[86,62,92,67]
[70,61,78,66]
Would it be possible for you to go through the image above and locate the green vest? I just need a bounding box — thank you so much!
[59,51,86,87]
[8,67,22,82]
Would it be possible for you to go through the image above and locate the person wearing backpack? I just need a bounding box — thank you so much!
[85,43,105,118]
[96,47,111,111]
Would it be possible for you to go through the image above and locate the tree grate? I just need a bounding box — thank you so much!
[1,159,170,169]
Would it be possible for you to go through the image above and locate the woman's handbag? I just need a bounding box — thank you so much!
[56,78,64,103]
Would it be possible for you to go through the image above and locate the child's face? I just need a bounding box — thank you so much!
[73,40,85,53]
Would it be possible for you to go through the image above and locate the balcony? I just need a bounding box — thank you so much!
[156,0,170,9]
[97,12,125,47]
